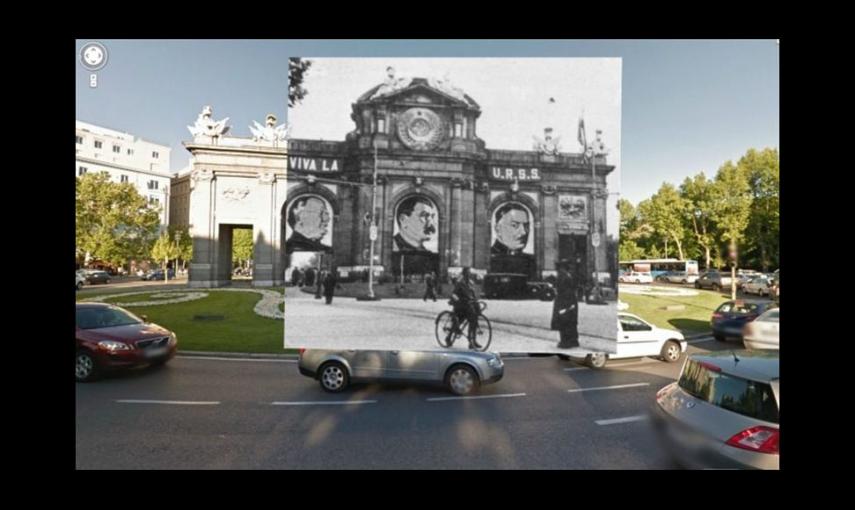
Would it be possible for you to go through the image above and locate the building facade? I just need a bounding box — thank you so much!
[286,77,615,289]
[75,120,173,226]
[177,78,615,289]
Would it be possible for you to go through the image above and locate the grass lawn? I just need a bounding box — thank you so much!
[619,287,736,334]
[79,290,292,354]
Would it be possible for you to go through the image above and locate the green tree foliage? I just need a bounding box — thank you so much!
[638,183,690,260]
[289,58,313,107]
[232,228,254,269]
[740,148,779,271]
[680,173,719,270]
[76,173,160,268]
[711,160,753,297]
[151,231,179,280]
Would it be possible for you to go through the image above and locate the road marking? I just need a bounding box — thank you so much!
[116,400,220,405]
[177,356,298,363]
[564,367,589,372]
[567,383,650,393]
[270,400,377,406]
[427,392,527,402]
[596,415,649,426]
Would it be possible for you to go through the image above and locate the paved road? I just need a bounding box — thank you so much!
[76,336,737,469]
[284,287,616,355]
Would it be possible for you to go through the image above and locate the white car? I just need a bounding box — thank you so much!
[742,308,779,351]
[665,271,699,284]
[619,271,653,284]
[742,276,772,296]
[76,272,86,291]
[580,313,687,368]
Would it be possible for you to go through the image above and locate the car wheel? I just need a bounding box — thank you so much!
[556,354,571,361]
[660,341,682,363]
[446,364,480,395]
[318,361,349,393]
[585,353,608,369]
[542,288,556,301]
[714,334,726,342]
[76,282,83,291]
[694,282,701,289]
[76,350,99,382]
[712,284,721,292]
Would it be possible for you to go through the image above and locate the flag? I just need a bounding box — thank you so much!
[577,116,587,149]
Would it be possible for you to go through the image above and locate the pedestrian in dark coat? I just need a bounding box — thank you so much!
[423,272,437,302]
[551,260,580,349]
[323,269,338,305]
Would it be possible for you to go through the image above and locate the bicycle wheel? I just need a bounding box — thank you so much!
[435,311,457,348]
[469,314,492,351]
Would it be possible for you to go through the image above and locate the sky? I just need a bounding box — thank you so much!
[76,39,779,230]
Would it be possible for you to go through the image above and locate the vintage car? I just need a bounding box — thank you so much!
[482,273,555,301]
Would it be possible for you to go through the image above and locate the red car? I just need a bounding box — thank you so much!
[75,303,177,382]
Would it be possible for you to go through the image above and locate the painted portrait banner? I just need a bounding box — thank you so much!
[285,194,333,253]
[393,195,439,253]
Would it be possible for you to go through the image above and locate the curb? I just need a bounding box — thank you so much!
[178,350,298,359]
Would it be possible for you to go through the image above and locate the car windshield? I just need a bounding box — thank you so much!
[678,359,779,423]
[717,302,760,314]
[77,306,142,330]
[757,309,779,322]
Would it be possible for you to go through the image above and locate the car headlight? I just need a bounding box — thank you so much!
[169,332,177,345]
[487,357,502,368]
[98,340,131,352]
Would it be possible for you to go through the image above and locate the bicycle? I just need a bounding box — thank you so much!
[435,300,492,351]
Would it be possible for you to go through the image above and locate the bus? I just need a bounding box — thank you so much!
[618,259,699,279]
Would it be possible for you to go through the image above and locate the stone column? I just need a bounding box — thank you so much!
[473,182,491,271]
[449,179,463,270]
[542,186,558,276]
[253,171,276,287]
[188,169,216,288]
[458,180,475,268]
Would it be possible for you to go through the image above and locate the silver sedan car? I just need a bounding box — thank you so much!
[652,351,779,469]
[298,349,504,395]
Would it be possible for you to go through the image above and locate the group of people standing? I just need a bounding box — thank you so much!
[290,267,339,305]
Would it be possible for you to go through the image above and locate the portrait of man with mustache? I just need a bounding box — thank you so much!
[491,203,532,256]
[394,196,438,252]
[286,195,333,253]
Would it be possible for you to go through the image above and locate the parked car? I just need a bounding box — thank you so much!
[711,300,777,342]
[769,269,780,305]
[76,272,86,291]
[573,313,687,369]
[652,351,779,469]
[141,268,175,281]
[482,273,555,301]
[84,270,111,285]
[75,303,178,382]
[665,271,698,284]
[298,349,504,396]
[694,271,733,291]
[742,276,772,296]
[742,308,779,351]
[654,271,674,283]
[619,271,653,284]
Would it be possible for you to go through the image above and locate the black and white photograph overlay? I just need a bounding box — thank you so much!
[284,58,621,355]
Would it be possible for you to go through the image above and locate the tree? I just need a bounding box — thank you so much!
[711,160,753,298]
[232,228,254,271]
[168,225,193,272]
[740,148,779,271]
[680,173,720,270]
[618,198,655,260]
[289,58,313,107]
[76,173,161,269]
[151,232,179,282]
[638,183,690,260]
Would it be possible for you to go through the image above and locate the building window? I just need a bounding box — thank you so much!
[78,167,88,176]
[148,180,159,190]
[120,175,128,183]
[76,136,83,144]
[94,140,102,149]
[127,148,134,156]
[112,145,121,154]
[377,118,386,133]
[149,196,160,205]
[152,151,159,159]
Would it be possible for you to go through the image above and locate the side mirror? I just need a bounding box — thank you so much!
[140,315,149,323]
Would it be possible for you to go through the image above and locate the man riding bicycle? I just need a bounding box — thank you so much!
[447,267,480,349]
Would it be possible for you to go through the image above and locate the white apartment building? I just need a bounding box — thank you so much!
[75,120,173,226]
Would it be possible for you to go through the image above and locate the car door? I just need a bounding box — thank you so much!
[349,350,389,380]
[385,351,441,381]
[618,315,660,357]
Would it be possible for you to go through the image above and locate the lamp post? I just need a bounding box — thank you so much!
[368,140,379,299]
[586,140,606,305]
